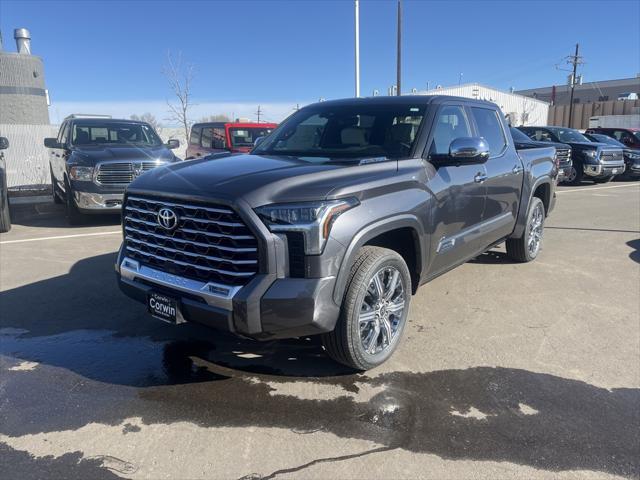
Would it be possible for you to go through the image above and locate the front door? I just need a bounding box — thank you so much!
[425,104,487,275]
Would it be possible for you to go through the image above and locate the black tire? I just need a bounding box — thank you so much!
[50,167,62,204]
[506,197,545,263]
[566,164,583,186]
[64,179,84,225]
[594,175,614,184]
[0,192,11,233]
[322,246,412,371]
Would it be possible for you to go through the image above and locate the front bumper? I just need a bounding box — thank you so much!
[116,250,341,340]
[75,190,124,212]
[583,163,625,178]
[625,161,640,177]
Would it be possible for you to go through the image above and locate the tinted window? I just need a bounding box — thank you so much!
[552,128,590,143]
[510,126,532,143]
[429,105,472,156]
[229,127,274,147]
[471,107,506,156]
[201,127,213,148]
[212,128,226,149]
[189,127,201,145]
[254,103,426,160]
[72,123,162,146]
[523,128,555,143]
[58,122,70,144]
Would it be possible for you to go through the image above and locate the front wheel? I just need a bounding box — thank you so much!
[565,165,583,185]
[322,246,411,371]
[64,180,84,225]
[506,197,545,262]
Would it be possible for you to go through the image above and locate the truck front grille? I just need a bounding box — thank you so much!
[123,196,259,286]
[600,150,623,163]
[556,148,571,166]
[96,161,166,185]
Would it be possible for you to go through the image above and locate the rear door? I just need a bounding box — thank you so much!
[51,121,70,187]
[424,103,487,275]
[470,106,522,243]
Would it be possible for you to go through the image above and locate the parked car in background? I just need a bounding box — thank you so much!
[45,115,180,225]
[584,132,640,179]
[116,95,557,370]
[585,127,640,149]
[510,127,572,182]
[518,126,625,185]
[186,122,277,159]
[0,137,10,233]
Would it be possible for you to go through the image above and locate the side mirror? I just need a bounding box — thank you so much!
[166,139,180,149]
[44,137,61,148]
[0,137,8,150]
[253,136,266,148]
[449,137,490,163]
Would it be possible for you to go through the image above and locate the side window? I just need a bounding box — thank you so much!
[212,128,226,149]
[429,105,472,156]
[189,127,201,146]
[200,128,213,148]
[470,107,507,156]
[58,122,70,145]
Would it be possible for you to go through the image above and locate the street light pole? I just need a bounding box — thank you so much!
[355,0,360,98]
[396,0,402,96]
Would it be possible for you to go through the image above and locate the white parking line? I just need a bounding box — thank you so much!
[0,231,122,245]
[557,183,640,194]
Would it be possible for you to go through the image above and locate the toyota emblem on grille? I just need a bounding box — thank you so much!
[157,208,178,230]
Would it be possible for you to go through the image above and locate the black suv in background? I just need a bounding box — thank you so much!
[510,127,572,181]
[0,136,10,233]
[518,126,625,185]
[584,132,640,179]
[45,115,180,224]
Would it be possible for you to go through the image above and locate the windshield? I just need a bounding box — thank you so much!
[510,127,533,143]
[229,127,274,147]
[589,134,624,147]
[253,103,426,161]
[552,128,590,143]
[72,122,163,146]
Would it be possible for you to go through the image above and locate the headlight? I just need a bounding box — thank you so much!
[584,150,597,159]
[69,166,94,181]
[626,152,640,160]
[255,198,359,255]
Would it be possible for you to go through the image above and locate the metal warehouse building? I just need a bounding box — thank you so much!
[414,83,549,127]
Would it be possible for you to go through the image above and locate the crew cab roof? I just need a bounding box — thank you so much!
[69,118,150,125]
[306,95,500,109]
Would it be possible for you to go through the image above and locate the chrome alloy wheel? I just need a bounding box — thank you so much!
[528,202,544,256]
[566,166,577,183]
[359,266,406,355]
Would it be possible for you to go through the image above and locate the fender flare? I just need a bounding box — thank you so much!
[512,175,552,239]
[332,214,426,304]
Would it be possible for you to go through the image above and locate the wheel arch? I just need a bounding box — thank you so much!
[333,215,426,304]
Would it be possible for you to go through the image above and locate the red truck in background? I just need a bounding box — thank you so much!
[186,122,278,159]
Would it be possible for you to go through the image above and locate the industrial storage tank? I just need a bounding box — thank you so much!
[0,28,50,124]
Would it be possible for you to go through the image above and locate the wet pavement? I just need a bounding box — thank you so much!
[1,183,639,479]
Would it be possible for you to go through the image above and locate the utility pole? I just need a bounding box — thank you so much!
[566,43,583,128]
[396,0,402,96]
[255,105,262,123]
[355,0,360,98]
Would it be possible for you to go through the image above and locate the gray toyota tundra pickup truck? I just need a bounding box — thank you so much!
[116,96,557,370]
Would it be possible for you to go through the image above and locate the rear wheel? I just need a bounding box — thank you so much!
[322,246,411,371]
[506,197,545,263]
[565,165,583,185]
[64,179,84,225]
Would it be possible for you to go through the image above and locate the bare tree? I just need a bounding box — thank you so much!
[130,113,162,131]
[163,51,195,141]
[520,98,537,126]
[198,114,231,123]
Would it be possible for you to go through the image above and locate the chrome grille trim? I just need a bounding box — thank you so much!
[123,195,259,286]
[96,161,167,185]
[556,148,571,164]
[599,150,624,163]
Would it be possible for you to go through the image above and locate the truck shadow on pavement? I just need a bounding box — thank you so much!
[628,238,640,263]
[1,253,639,478]
[9,202,121,229]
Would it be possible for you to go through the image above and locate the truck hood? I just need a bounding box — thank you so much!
[71,144,176,164]
[127,153,399,207]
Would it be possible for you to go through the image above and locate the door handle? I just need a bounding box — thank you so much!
[512,165,523,174]
[474,172,487,183]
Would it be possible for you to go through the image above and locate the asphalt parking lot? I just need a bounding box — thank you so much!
[1,182,639,480]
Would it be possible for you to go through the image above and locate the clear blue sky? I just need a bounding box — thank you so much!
[2,0,639,121]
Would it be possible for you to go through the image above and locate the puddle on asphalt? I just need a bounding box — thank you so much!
[1,327,638,478]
